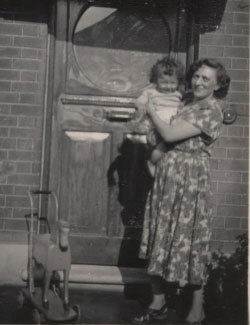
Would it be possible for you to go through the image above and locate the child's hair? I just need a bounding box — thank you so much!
[150,56,185,86]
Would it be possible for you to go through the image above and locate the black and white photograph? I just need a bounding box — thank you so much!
[0,0,248,324]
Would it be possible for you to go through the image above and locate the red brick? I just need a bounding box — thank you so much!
[8,150,33,161]
[219,136,248,148]
[211,181,218,192]
[211,147,227,158]
[0,151,8,159]
[14,185,30,196]
[0,195,6,206]
[241,172,248,183]
[9,128,41,138]
[11,81,40,92]
[0,138,16,149]
[17,116,35,127]
[230,81,248,91]
[200,34,232,46]
[240,218,248,230]
[13,36,44,49]
[206,46,224,57]
[33,139,42,151]
[0,47,21,58]
[17,139,33,150]
[4,218,27,231]
[218,181,248,194]
[16,162,32,173]
[0,92,19,103]
[7,174,40,185]
[23,24,39,36]
[233,13,249,24]
[226,23,249,35]
[34,118,43,129]
[233,35,249,47]
[0,35,13,46]
[0,58,12,69]
[211,170,241,182]
[225,194,244,205]
[21,71,36,82]
[12,104,42,116]
[0,128,8,137]
[12,208,31,219]
[212,216,225,228]
[0,207,12,219]
[0,23,22,36]
[222,12,234,23]
[218,159,248,172]
[227,69,249,81]
[214,228,245,241]
[0,70,20,81]
[0,185,13,195]
[32,162,41,174]
[228,126,244,137]
[218,205,248,217]
[0,81,11,91]
[229,92,249,104]
[0,116,17,127]
[241,195,248,205]
[6,195,29,208]
[13,58,41,71]
[0,104,11,114]
[243,127,249,137]
[224,47,249,58]
[225,1,249,13]
[20,93,42,105]
[234,111,249,123]
[210,158,219,170]
[225,217,241,228]
[21,48,38,59]
[227,148,244,159]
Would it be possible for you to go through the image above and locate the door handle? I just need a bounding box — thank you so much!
[105,108,135,122]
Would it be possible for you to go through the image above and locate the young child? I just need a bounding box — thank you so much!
[135,57,184,175]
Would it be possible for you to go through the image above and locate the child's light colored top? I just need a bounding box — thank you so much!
[136,87,182,124]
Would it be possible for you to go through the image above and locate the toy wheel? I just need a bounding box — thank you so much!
[32,309,41,324]
[72,305,81,324]
[16,291,25,309]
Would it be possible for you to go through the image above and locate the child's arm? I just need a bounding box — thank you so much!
[134,90,150,122]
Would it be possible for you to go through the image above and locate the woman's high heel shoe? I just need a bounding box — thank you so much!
[132,304,169,324]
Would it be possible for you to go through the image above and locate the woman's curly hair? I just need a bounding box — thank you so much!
[186,58,231,99]
[150,57,185,87]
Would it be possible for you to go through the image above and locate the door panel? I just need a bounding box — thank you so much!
[60,131,111,234]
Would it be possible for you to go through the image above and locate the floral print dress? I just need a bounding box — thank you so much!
[139,97,223,286]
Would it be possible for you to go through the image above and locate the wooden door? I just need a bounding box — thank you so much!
[47,0,189,266]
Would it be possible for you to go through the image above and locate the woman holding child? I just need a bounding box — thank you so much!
[133,58,230,324]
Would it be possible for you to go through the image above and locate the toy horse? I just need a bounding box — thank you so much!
[28,191,71,310]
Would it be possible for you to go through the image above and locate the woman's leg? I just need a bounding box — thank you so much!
[149,276,166,310]
[185,286,205,323]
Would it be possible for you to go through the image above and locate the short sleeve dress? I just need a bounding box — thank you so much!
[139,97,223,286]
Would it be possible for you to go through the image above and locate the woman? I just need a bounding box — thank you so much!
[133,58,230,324]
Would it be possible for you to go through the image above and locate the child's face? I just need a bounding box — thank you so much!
[156,74,178,93]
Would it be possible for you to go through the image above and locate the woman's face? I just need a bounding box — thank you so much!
[191,65,219,100]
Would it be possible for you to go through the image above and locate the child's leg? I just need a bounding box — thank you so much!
[147,142,166,176]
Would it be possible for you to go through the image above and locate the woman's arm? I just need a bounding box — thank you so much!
[147,99,201,143]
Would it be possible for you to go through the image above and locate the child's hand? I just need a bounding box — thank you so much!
[146,98,155,116]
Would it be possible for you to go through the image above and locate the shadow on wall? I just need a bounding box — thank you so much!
[204,232,248,324]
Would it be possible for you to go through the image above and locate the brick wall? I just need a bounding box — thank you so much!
[199,0,249,251]
[0,0,48,242]
[0,0,248,252]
